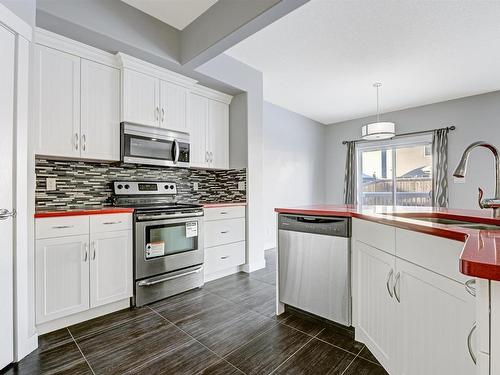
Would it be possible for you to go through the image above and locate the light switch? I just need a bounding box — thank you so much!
[46,178,57,191]
[238,181,246,191]
[193,182,199,191]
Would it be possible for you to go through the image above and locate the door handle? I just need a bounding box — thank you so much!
[83,243,88,262]
[75,133,79,150]
[386,269,394,298]
[0,208,16,220]
[172,139,180,164]
[161,108,165,122]
[155,107,159,121]
[82,134,86,151]
[467,322,477,365]
[393,272,401,303]
[92,241,96,260]
[465,279,476,297]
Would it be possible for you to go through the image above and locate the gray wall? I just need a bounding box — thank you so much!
[325,91,500,209]
[263,102,326,249]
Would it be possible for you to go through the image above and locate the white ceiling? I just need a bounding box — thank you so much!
[226,0,500,124]
[122,0,218,30]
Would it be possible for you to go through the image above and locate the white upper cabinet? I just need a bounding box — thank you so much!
[34,44,80,158]
[188,93,209,168]
[208,99,229,169]
[160,80,188,132]
[122,69,160,127]
[81,60,121,161]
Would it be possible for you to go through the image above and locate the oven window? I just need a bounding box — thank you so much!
[145,222,198,259]
[125,134,174,161]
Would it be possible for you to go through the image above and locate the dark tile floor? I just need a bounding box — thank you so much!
[3,249,388,375]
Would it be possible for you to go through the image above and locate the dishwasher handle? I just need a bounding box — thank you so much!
[278,214,351,237]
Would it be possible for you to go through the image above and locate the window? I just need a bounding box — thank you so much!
[356,135,433,206]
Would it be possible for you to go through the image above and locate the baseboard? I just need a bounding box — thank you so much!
[204,266,241,282]
[36,299,130,335]
[14,333,38,362]
[240,259,266,273]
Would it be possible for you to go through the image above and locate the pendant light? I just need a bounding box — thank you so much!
[361,83,395,140]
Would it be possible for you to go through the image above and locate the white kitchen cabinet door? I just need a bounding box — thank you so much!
[34,45,80,158]
[208,99,229,169]
[395,258,476,375]
[188,93,209,168]
[160,80,187,132]
[81,59,120,161]
[89,230,132,308]
[355,240,397,373]
[36,235,90,324]
[122,69,160,127]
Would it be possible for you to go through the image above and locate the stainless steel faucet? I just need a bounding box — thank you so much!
[453,141,500,218]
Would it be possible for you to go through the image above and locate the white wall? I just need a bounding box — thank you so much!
[263,102,326,249]
[325,91,500,209]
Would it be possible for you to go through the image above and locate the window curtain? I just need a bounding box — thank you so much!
[431,128,450,207]
[343,141,356,205]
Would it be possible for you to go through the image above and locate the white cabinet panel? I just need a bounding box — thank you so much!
[34,45,80,158]
[205,218,246,248]
[89,213,132,233]
[122,69,159,127]
[36,235,89,324]
[352,218,395,255]
[160,80,187,132]
[355,240,397,373]
[188,93,209,168]
[204,206,246,221]
[36,216,89,239]
[396,258,476,375]
[90,230,132,308]
[204,241,246,275]
[81,59,120,161]
[208,99,229,169]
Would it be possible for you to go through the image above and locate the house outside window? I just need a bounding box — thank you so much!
[356,135,433,206]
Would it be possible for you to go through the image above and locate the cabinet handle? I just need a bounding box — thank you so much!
[386,269,394,298]
[205,151,209,163]
[220,230,229,234]
[161,108,165,122]
[92,241,96,260]
[84,243,88,262]
[221,256,229,260]
[82,134,86,151]
[52,225,74,229]
[210,151,213,163]
[467,322,477,365]
[393,272,401,303]
[465,279,476,297]
[219,212,228,215]
[155,107,159,121]
[75,133,79,150]
[103,221,122,225]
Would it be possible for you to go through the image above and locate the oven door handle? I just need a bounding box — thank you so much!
[173,139,180,164]
[136,211,204,221]
[137,266,203,287]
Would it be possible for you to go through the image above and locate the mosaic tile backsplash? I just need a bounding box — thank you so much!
[35,158,246,209]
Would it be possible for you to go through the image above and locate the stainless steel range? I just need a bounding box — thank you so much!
[113,181,204,306]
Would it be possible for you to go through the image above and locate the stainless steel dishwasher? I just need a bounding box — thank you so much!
[278,214,351,326]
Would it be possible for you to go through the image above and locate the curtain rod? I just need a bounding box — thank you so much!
[341,125,456,145]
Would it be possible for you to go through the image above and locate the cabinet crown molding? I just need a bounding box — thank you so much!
[117,52,197,88]
[190,84,233,105]
[35,28,119,68]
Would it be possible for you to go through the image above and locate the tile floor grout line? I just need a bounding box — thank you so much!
[339,345,365,375]
[67,328,96,375]
[267,327,325,375]
[147,305,247,375]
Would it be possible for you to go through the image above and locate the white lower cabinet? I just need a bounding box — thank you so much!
[90,230,132,308]
[35,214,132,331]
[36,235,90,324]
[353,219,479,375]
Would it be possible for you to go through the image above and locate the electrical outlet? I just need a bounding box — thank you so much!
[453,176,465,184]
[193,182,199,191]
[238,181,246,191]
[46,178,57,191]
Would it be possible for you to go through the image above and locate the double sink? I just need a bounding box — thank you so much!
[390,215,500,231]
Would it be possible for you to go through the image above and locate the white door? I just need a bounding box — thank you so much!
[188,93,209,168]
[81,59,120,161]
[396,258,476,375]
[122,69,159,127]
[35,236,90,324]
[160,80,187,132]
[208,99,229,169]
[0,24,15,370]
[90,231,132,308]
[355,241,397,373]
[34,44,81,158]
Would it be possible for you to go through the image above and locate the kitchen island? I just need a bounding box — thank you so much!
[275,204,499,375]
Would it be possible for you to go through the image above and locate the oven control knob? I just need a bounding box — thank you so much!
[117,184,123,189]
[124,184,130,189]
[164,185,169,190]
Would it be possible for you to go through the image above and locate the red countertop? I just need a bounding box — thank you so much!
[275,204,500,281]
[35,207,135,218]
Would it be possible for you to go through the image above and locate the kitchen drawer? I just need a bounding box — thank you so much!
[205,241,246,275]
[36,216,89,239]
[352,218,395,255]
[205,218,245,248]
[204,206,245,221]
[90,213,132,233]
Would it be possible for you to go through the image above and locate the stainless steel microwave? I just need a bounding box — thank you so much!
[120,122,190,168]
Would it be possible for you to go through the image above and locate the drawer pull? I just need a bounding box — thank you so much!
[103,221,122,225]
[465,279,476,297]
[221,256,229,259]
[220,212,228,215]
[467,322,477,365]
[52,225,74,229]
[220,230,229,234]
